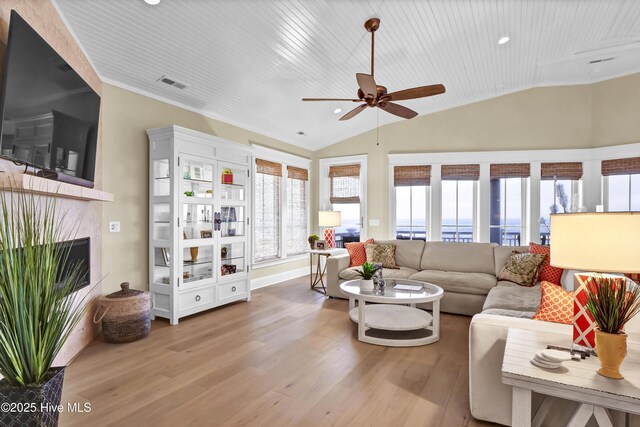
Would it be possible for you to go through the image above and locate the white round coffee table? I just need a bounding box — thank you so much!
[340,279,444,347]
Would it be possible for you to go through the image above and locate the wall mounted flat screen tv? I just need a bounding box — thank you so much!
[0,10,100,182]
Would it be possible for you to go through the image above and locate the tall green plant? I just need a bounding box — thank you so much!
[0,189,92,386]
[585,276,640,334]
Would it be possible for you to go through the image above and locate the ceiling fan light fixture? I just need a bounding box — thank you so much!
[498,35,510,45]
[333,108,342,114]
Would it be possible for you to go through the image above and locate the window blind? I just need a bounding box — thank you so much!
[254,171,281,262]
[601,157,640,176]
[541,162,583,180]
[394,165,431,186]
[490,163,530,178]
[286,177,307,256]
[329,164,360,204]
[287,165,308,181]
[256,158,282,177]
[441,164,480,180]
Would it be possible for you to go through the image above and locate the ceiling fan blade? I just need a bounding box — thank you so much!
[339,104,367,121]
[302,98,361,102]
[387,84,446,101]
[356,73,377,98]
[378,102,418,119]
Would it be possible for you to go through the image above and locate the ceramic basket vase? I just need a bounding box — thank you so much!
[594,330,627,379]
[360,279,374,291]
[0,367,65,427]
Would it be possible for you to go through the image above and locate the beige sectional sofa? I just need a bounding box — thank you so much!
[326,239,528,315]
[327,239,640,426]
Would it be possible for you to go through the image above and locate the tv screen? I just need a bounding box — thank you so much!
[0,11,100,182]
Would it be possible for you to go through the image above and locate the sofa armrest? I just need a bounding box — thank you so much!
[326,254,351,298]
[469,314,571,425]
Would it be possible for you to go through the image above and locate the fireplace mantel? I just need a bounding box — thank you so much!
[0,173,113,202]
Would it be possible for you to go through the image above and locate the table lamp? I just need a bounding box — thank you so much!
[551,212,640,378]
[318,211,341,248]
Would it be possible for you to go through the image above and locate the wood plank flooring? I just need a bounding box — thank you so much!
[59,276,493,427]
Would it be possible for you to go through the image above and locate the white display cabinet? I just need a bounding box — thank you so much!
[147,126,252,324]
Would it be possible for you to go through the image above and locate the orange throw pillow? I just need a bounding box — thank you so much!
[345,239,374,267]
[529,242,564,285]
[533,281,573,325]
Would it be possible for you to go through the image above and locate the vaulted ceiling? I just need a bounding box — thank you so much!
[54,0,640,150]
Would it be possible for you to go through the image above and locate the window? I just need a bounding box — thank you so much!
[539,162,583,245]
[489,164,529,246]
[329,163,362,245]
[286,166,308,256]
[602,157,640,212]
[441,164,479,242]
[254,159,281,262]
[394,165,430,240]
[254,156,309,264]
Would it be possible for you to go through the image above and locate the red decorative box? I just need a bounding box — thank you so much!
[222,173,233,184]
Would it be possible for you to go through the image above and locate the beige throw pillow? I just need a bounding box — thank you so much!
[498,251,546,287]
[365,244,399,269]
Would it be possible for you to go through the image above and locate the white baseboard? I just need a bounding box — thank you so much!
[250,266,311,290]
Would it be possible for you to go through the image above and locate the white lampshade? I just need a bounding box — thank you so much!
[318,211,341,227]
[550,212,640,273]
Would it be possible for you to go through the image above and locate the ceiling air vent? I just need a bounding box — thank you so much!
[157,75,187,90]
[588,57,615,64]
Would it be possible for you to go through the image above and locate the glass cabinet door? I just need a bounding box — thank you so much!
[153,158,171,197]
[219,242,245,279]
[219,163,246,201]
[182,203,214,240]
[219,205,245,237]
[181,157,214,198]
[182,243,214,285]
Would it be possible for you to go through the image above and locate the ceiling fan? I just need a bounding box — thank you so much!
[302,18,445,121]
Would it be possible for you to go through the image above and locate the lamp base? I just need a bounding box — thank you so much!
[323,228,336,249]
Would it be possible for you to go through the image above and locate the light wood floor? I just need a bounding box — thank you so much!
[60,276,493,427]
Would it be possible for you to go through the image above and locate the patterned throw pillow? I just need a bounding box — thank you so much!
[345,239,374,267]
[498,251,546,287]
[529,242,564,285]
[365,244,399,269]
[533,281,574,324]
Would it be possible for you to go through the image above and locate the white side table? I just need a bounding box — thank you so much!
[501,328,640,427]
[306,248,347,294]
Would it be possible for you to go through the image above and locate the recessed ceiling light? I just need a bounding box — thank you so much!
[144,0,161,5]
[333,108,342,114]
[498,36,510,45]
[297,131,305,136]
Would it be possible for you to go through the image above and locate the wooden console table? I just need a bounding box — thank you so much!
[306,248,347,294]
[501,328,640,427]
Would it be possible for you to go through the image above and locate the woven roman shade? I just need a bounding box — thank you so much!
[394,165,431,186]
[441,164,480,180]
[541,162,583,180]
[287,165,308,181]
[256,159,282,177]
[601,157,640,176]
[329,164,360,204]
[490,163,530,178]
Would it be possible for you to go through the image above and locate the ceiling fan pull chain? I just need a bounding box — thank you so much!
[371,28,375,78]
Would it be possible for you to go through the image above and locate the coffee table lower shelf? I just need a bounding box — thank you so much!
[348,304,438,347]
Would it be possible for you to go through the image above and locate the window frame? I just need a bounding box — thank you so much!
[488,177,529,246]
[440,178,478,242]
[252,146,310,268]
[318,155,368,241]
[603,174,640,212]
[392,184,430,241]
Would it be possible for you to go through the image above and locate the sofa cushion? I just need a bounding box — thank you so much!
[339,266,418,281]
[345,239,374,267]
[494,245,528,276]
[365,244,399,269]
[497,252,546,287]
[482,281,541,314]
[374,239,425,270]
[409,270,496,295]
[420,241,497,275]
[532,281,574,325]
[529,242,564,285]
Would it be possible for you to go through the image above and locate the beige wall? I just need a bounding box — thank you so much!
[312,73,640,240]
[101,84,312,294]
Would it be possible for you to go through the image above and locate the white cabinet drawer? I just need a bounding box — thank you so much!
[219,282,246,300]
[179,286,215,311]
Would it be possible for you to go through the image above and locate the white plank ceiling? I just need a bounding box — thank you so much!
[54,0,640,150]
